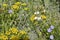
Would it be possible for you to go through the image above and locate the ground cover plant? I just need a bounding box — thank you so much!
[0,0,60,40]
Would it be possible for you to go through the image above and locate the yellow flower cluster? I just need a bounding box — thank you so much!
[9,27,18,34]
[2,2,28,11]
[11,2,27,10]
[0,27,28,40]
[0,34,8,40]
[12,5,19,10]
[11,2,21,10]
[5,27,27,35]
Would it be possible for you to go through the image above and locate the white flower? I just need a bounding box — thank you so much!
[34,17,38,20]
[37,17,41,21]
[34,17,42,21]
[34,11,39,14]
[43,9,46,13]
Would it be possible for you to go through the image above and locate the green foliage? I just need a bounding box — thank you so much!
[0,0,59,40]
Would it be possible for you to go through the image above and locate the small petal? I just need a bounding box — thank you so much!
[36,11,39,14]
[50,25,54,29]
[8,10,13,13]
[50,35,54,39]
[47,28,52,32]
[34,11,39,14]
[43,9,46,13]
[34,17,38,20]
[37,17,42,21]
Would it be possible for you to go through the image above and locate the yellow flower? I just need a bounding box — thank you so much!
[41,15,46,20]
[0,34,8,40]
[19,30,27,35]
[12,5,19,10]
[5,31,11,35]
[24,8,29,11]
[3,4,7,7]
[9,27,18,34]
[21,3,27,6]
[15,2,21,6]
[30,15,36,22]
[10,35,19,40]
